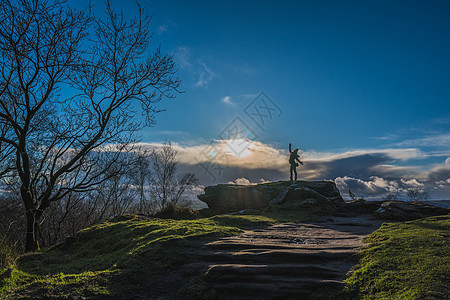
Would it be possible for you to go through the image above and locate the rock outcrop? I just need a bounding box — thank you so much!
[336,199,383,214]
[198,181,449,220]
[374,201,449,221]
[197,181,344,214]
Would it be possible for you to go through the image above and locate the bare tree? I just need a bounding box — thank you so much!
[91,161,136,220]
[38,192,85,247]
[149,142,198,210]
[0,192,24,248]
[0,0,180,251]
[406,187,429,202]
[129,148,152,214]
[383,192,398,201]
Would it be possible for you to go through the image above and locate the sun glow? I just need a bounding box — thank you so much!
[225,139,254,158]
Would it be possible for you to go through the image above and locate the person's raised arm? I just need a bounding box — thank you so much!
[289,143,292,153]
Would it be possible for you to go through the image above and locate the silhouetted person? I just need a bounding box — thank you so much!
[289,143,303,181]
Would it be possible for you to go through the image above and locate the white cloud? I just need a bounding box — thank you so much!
[422,159,450,181]
[195,62,216,88]
[335,176,396,196]
[170,139,286,170]
[228,177,270,185]
[334,176,431,200]
[173,47,217,88]
[373,133,401,141]
[401,178,424,188]
[369,164,421,178]
[221,96,232,104]
[157,20,175,35]
[395,133,450,148]
[158,25,168,34]
[228,177,253,185]
[436,179,450,190]
[437,179,450,185]
[174,47,192,70]
[191,185,205,193]
[133,142,435,179]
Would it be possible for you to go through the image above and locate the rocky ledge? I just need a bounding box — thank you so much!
[197,180,344,214]
[198,180,449,221]
[373,201,449,221]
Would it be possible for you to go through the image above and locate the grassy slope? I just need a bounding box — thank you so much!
[2,212,448,299]
[0,214,276,299]
[344,215,450,299]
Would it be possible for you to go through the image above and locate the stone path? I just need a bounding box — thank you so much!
[177,214,385,299]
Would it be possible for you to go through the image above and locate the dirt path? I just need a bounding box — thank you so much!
[167,214,385,299]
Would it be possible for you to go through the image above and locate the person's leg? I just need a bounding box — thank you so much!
[290,164,294,181]
[294,166,297,181]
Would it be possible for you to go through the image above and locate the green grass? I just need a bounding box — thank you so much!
[0,214,276,299]
[344,215,450,299]
[8,210,447,299]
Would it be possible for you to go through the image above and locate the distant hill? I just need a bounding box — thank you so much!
[426,200,450,209]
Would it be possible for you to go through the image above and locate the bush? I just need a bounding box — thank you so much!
[153,203,199,220]
[0,241,18,270]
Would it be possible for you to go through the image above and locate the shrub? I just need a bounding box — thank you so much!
[0,241,18,270]
[153,203,199,220]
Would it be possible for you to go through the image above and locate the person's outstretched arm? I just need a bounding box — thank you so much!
[289,143,292,153]
[296,157,304,165]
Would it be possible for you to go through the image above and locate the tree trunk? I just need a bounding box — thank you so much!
[25,211,40,252]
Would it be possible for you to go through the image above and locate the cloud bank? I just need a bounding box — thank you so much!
[134,140,450,200]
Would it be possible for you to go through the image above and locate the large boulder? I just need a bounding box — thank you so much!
[197,185,271,213]
[374,201,449,221]
[336,199,383,214]
[197,181,344,214]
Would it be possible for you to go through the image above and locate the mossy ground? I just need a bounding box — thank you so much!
[344,215,450,299]
[0,214,276,299]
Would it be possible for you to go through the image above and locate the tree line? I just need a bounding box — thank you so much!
[1,142,198,252]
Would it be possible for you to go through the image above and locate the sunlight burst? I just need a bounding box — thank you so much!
[225,139,254,158]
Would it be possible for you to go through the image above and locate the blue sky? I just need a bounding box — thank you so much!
[75,0,450,199]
